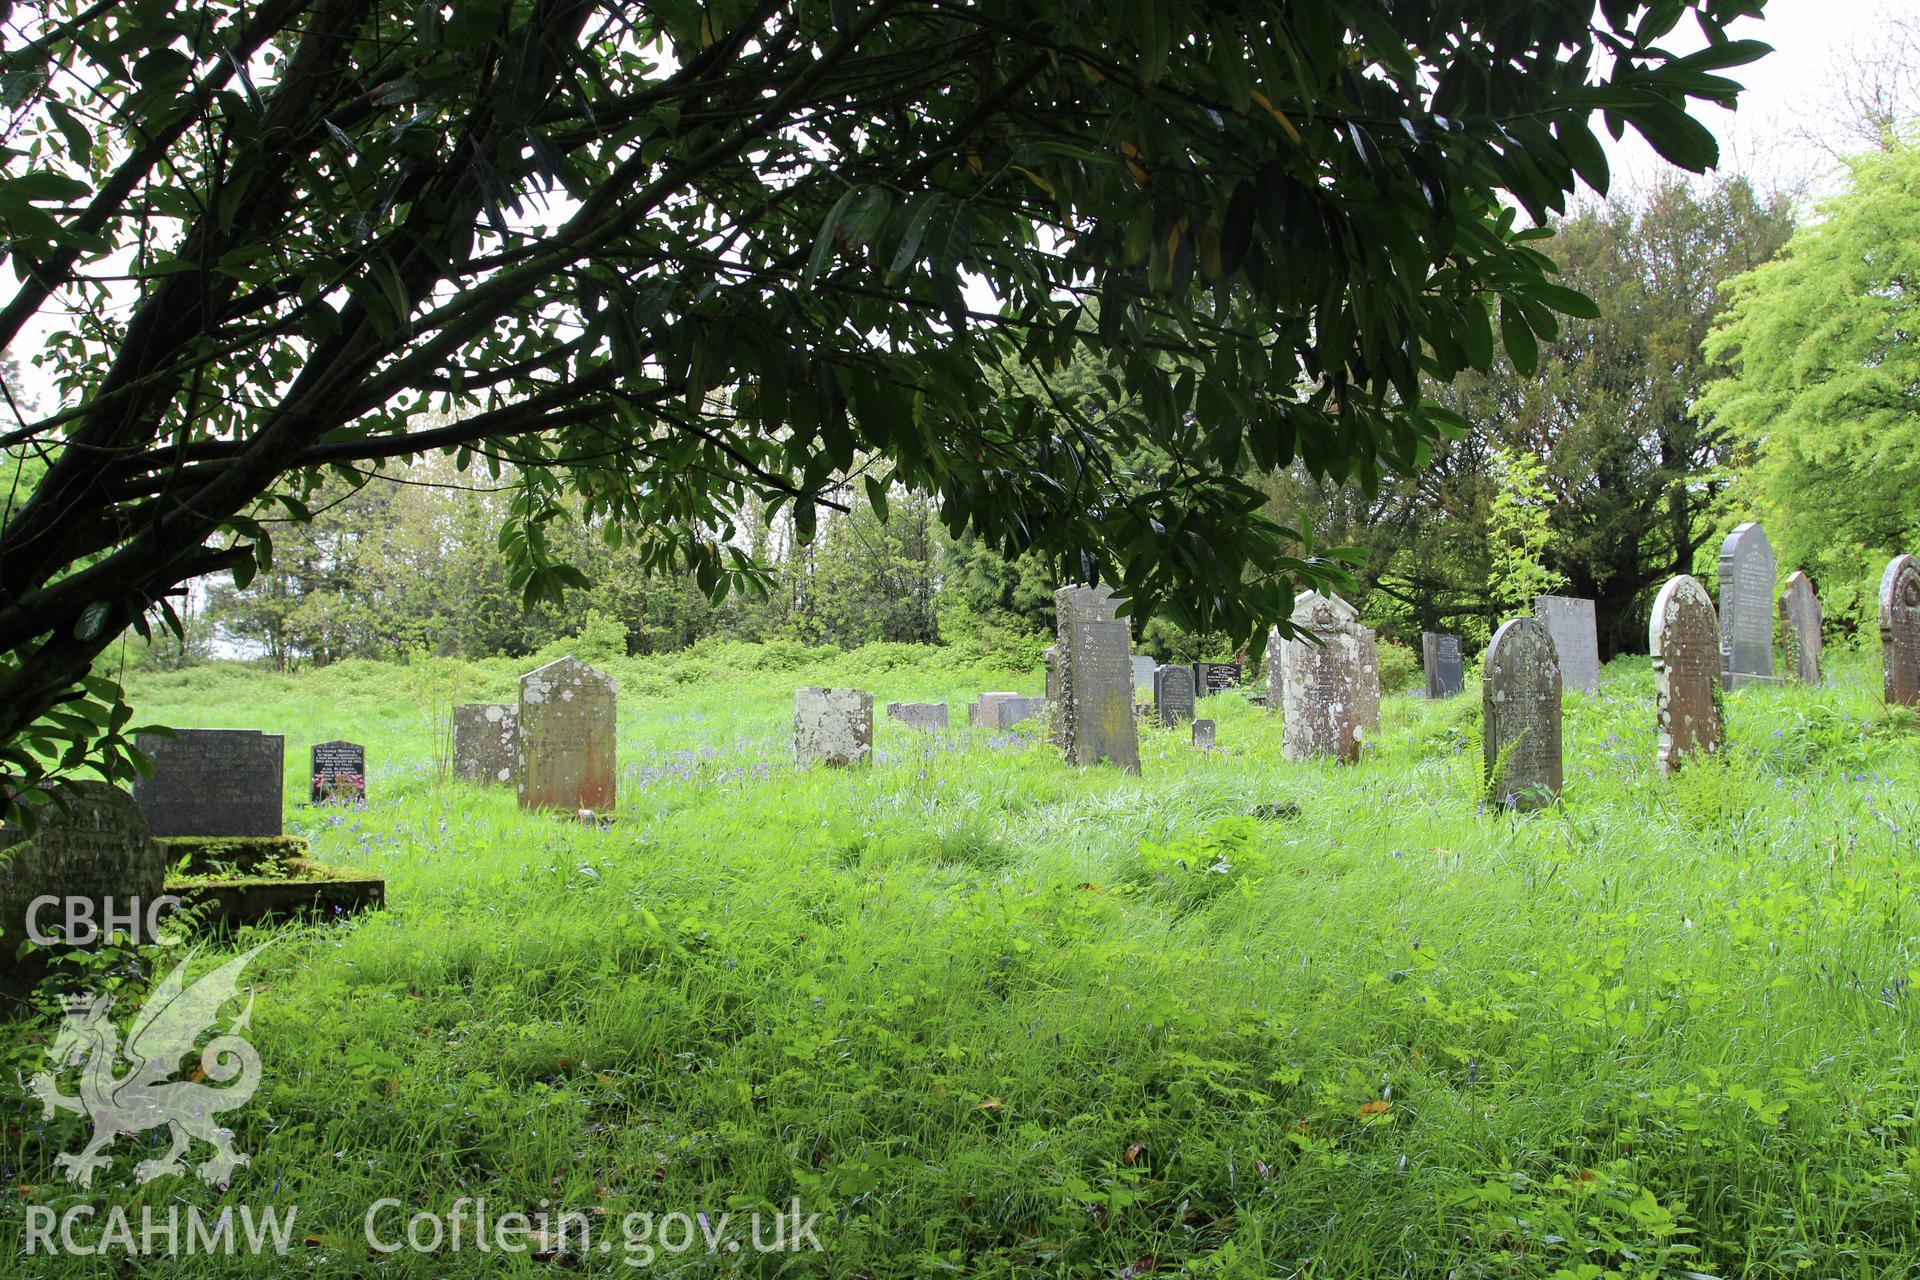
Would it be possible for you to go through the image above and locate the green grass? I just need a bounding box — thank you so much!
[5,641,1920,1277]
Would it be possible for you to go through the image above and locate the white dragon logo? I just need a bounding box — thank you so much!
[30,941,270,1188]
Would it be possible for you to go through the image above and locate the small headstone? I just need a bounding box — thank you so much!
[1650,575,1723,774]
[886,701,948,732]
[794,687,874,766]
[1192,719,1216,750]
[969,691,1021,728]
[1778,571,1822,686]
[132,729,284,837]
[1718,522,1777,688]
[1421,632,1466,700]
[1482,619,1562,809]
[1533,595,1600,694]
[1130,655,1157,705]
[992,696,1048,731]
[1054,584,1142,773]
[1153,663,1196,727]
[310,740,366,804]
[1191,662,1241,695]
[1271,592,1380,764]
[453,703,519,785]
[517,656,616,813]
[1880,554,1920,707]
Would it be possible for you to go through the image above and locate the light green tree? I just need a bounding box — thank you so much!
[1486,447,1567,621]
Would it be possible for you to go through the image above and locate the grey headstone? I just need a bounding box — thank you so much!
[133,729,284,837]
[1482,618,1562,809]
[794,687,874,766]
[310,740,366,804]
[968,692,1020,728]
[1192,719,1216,751]
[1154,664,1196,727]
[1130,655,1157,704]
[1880,555,1920,707]
[1778,571,1822,686]
[517,656,616,812]
[453,703,519,785]
[1650,575,1723,775]
[1043,648,1067,746]
[992,696,1048,731]
[1421,632,1466,700]
[887,701,948,731]
[1054,584,1142,773]
[1271,592,1380,764]
[1718,522,1776,688]
[1533,596,1600,694]
[1191,662,1241,695]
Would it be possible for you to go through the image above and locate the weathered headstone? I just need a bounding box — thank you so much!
[1880,554,1920,707]
[1650,575,1723,775]
[1131,655,1157,705]
[1533,596,1600,694]
[886,701,949,732]
[133,729,284,837]
[1043,649,1066,746]
[453,703,519,785]
[1482,619,1562,809]
[794,688,874,766]
[1718,522,1776,688]
[1192,719,1216,751]
[1154,664,1196,727]
[1191,662,1241,695]
[310,740,366,804]
[1778,571,1822,686]
[1421,632,1466,700]
[1271,592,1380,764]
[1054,584,1142,773]
[969,692,1021,728]
[992,696,1048,731]
[517,656,616,812]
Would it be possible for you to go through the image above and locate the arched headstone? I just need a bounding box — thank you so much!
[1153,664,1196,727]
[1880,554,1920,707]
[1272,592,1380,764]
[1482,618,1562,809]
[1651,575,1722,775]
[1717,522,1776,688]
[517,656,616,812]
[1778,571,1822,686]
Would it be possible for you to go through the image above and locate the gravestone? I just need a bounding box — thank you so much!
[1192,719,1216,751]
[1043,649,1066,746]
[992,697,1048,730]
[1482,619,1562,809]
[1650,575,1723,775]
[794,688,874,766]
[1421,632,1466,700]
[1131,655,1157,705]
[1778,571,1823,686]
[133,729,284,837]
[1054,584,1142,773]
[886,701,949,732]
[517,656,616,812]
[969,692,1021,728]
[453,703,518,785]
[1880,554,1920,707]
[1533,596,1600,694]
[1271,592,1380,764]
[1192,662,1241,695]
[1718,522,1776,688]
[310,740,366,804]
[1,783,168,1001]
[1154,664,1196,727]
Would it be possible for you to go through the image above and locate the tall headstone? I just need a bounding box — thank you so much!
[1043,648,1066,746]
[517,656,616,813]
[886,701,948,732]
[1054,584,1142,773]
[133,729,284,837]
[1718,522,1777,688]
[453,703,518,785]
[1192,719,1216,751]
[1533,596,1600,694]
[1191,662,1241,695]
[1421,632,1466,700]
[1130,655,1157,705]
[1271,592,1380,764]
[1778,571,1823,686]
[310,740,366,804]
[1153,664,1196,727]
[1482,619,1562,809]
[794,688,873,766]
[1880,554,1920,707]
[1650,575,1723,775]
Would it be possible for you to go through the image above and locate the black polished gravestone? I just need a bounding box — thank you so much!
[133,729,284,837]
[310,740,367,804]
[1421,632,1466,700]
[1191,662,1241,695]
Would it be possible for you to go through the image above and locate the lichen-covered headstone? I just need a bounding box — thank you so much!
[1422,632,1465,700]
[794,688,873,766]
[1054,584,1141,773]
[517,656,616,812]
[453,703,518,785]
[1718,522,1776,688]
[1153,664,1196,727]
[1778,571,1822,686]
[1482,618,1562,809]
[1650,575,1723,775]
[310,740,366,804]
[1192,719,1216,751]
[887,701,948,731]
[1272,592,1380,764]
[133,729,284,837]
[1880,554,1920,707]
[1533,596,1600,694]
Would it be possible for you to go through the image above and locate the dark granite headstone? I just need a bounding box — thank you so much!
[1880,554,1920,707]
[1054,584,1141,773]
[1271,592,1380,764]
[133,729,284,837]
[1192,719,1216,751]
[517,656,616,812]
[1533,595,1600,694]
[794,688,873,766]
[1650,575,1723,775]
[310,740,365,804]
[886,701,949,731]
[1421,632,1466,700]
[1482,619,1561,809]
[1718,522,1776,688]
[1191,662,1241,695]
[1154,664,1196,727]
[1779,571,1822,686]
[453,703,518,785]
